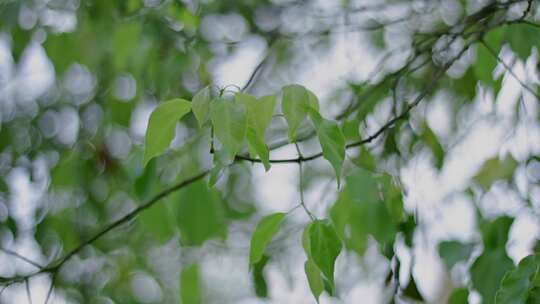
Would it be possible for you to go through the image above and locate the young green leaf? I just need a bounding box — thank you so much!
[236,93,276,137]
[474,156,517,190]
[143,98,191,166]
[252,255,270,298]
[304,259,324,303]
[281,84,310,142]
[180,264,202,304]
[309,109,346,186]
[176,180,226,245]
[309,220,342,287]
[471,249,514,304]
[192,86,212,127]
[249,212,286,266]
[495,254,540,304]
[210,99,247,159]
[438,240,474,269]
[236,93,276,170]
[448,288,469,304]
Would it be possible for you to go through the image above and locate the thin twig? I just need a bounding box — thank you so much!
[295,143,315,221]
[481,40,540,100]
[25,279,32,304]
[0,247,43,269]
[43,274,55,304]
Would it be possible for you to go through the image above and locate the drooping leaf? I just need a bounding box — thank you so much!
[309,220,342,287]
[330,169,401,255]
[180,264,202,304]
[305,259,324,303]
[143,98,191,165]
[138,199,175,243]
[495,254,540,304]
[471,249,515,304]
[249,212,286,266]
[192,86,212,127]
[438,240,475,269]
[210,99,247,159]
[402,274,424,302]
[252,255,270,298]
[470,216,515,303]
[307,89,320,111]
[236,93,276,170]
[480,216,514,250]
[448,288,469,304]
[506,23,540,61]
[236,93,276,138]
[309,109,346,186]
[422,124,445,169]
[281,84,310,142]
[474,27,505,94]
[208,148,231,187]
[175,180,226,246]
[474,156,517,190]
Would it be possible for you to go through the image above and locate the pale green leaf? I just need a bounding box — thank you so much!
[249,213,286,266]
[210,100,247,159]
[180,264,202,304]
[282,84,310,142]
[305,259,324,303]
[474,156,517,190]
[236,93,276,170]
[309,220,342,287]
[309,109,346,186]
[176,180,226,245]
[192,86,212,127]
[143,98,191,166]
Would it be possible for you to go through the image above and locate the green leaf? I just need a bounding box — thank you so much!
[281,84,311,142]
[448,288,469,304]
[470,216,515,303]
[495,254,540,304]
[192,86,212,127]
[403,274,424,302]
[252,255,270,298]
[480,216,514,250]
[210,99,247,159]
[305,259,324,303]
[307,89,320,111]
[309,220,342,287]
[309,109,346,186]
[175,180,226,246]
[474,27,505,93]
[345,168,380,205]
[236,93,276,170]
[236,93,276,138]
[208,148,231,187]
[249,212,286,266]
[422,124,445,169]
[180,264,202,304]
[471,249,514,304]
[138,199,175,243]
[143,98,192,165]
[474,156,517,190]
[438,240,474,269]
[507,24,540,61]
[330,169,401,255]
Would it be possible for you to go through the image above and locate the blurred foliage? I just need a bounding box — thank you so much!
[0,0,540,303]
